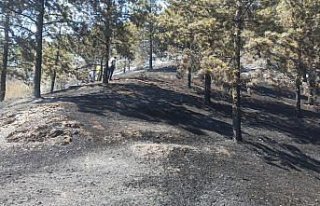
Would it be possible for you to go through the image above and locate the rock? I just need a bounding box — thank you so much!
[32,98,44,103]
[72,130,80,135]
[62,136,73,145]
[48,128,65,138]
[0,116,16,126]
[63,121,82,128]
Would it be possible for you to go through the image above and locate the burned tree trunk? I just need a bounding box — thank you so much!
[124,57,127,74]
[98,57,103,82]
[232,0,243,142]
[50,70,57,94]
[295,48,304,117]
[0,4,10,102]
[149,30,153,70]
[307,70,316,105]
[308,81,316,105]
[149,0,153,70]
[188,67,192,89]
[33,0,45,98]
[204,72,211,105]
[50,48,60,94]
[295,77,302,117]
[103,41,110,84]
[102,0,112,84]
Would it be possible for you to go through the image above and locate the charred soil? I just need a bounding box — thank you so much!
[0,68,319,206]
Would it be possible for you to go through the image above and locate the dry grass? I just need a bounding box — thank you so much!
[6,80,31,100]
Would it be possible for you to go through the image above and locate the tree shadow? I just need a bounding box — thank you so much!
[45,82,233,138]
[244,136,320,174]
[203,85,320,145]
[242,96,319,119]
[252,85,299,100]
[146,66,177,73]
[241,99,320,145]
[40,77,320,174]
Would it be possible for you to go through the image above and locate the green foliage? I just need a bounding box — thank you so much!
[115,22,140,61]
[1,0,319,97]
[42,41,74,77]
[157,0,240,82]
[157,0,319,87]
[247,0,320,83]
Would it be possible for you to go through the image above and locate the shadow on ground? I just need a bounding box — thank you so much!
[49,82,233,138]
[42,76,320,175]
[33,74,320,205]
[252,85,298,100]
[147,66,177,73]
[244,136,320,173]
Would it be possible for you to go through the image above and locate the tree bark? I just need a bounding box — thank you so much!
[103,40,110,84]
[308,86,315,105]
[187,67,192,88]
[204,72,211,105]
[50,49,60,94]
[295,77,302,117]
[124,57,127,74]
[50,70,57,94]
[33,0,45,98]
[149,0,153,70]
[232,0,242,142]
[98,57,103,82]
[102,0,112,84]
[0,4,10,102]
[149,31,153,70]
[308,85,315,105]
[128,60,131,71]
[295,46,304,117]
[307,74,316,105]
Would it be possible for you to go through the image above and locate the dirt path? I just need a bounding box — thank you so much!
[0,68,319,206]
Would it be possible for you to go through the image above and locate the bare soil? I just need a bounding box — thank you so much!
[0,67,319,206]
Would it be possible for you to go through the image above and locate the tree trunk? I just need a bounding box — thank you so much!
[188,67,192,88]
[50,49,59,94]
[149,0,153,70]
[92,69,96,82]
[295,46,304,117]
[128,60,131,71]
[124,57,127,74]
[98,57,103,82]
[295,77,302,117]
[204,72,211,105]
[149,28,153,70]
[103,41,110,84]
[233,0,242,142]
[308,77,316,105]
[50,70,57,94]
[0,6,10,102]
[103,0,112,84]
[33,0,45,98]
[308,87,315,105]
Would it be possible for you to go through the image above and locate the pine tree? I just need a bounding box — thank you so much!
[248,0,320,116]
[157,0,275,141]
[0,0,11,101]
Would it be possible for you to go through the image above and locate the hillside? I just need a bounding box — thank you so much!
[0,68,319,206]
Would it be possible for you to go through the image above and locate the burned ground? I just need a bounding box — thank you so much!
[0,68,319,206]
